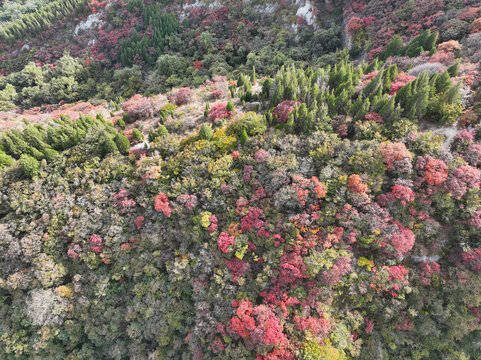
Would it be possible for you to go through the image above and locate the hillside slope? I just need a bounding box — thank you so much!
[0,0,480,359]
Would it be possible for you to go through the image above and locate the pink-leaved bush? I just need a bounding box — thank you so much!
[154,192,172,217]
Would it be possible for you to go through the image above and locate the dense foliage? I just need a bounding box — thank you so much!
[0,0,480,359]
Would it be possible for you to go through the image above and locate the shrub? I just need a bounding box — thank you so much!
[199,123,214,140]
[101,136,118,156]
[210,88,224,100]
[132,128,144,141]
[170,87,192,106]
[226,100,234,112]
[228,112,267,137]
[117,117,126,130]
[272,100,301,124]
[114,132,130,155]
[208,103,233,122]
[0,151,13,168]
[19,153,40,178]
[149,125,169,142]
[122,94,156,121]
[407,63,445,77]
[470,17,481,33]
[426,94,463,125]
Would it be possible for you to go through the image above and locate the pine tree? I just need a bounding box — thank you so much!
[251,66,256,83]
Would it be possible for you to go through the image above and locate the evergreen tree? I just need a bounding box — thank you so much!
[381,35,404,60]
[405,85,430,120]
[199,124,214,140]
[237,74,245,87]
[363,70,383,100]
[435,71,452,94]
[240,129,248,145]
[261,78,273,101]
[0,151,13,168]
[19,153,40,178]
[204,103,210,119]
[447,61,460,77]
[117,118,126,130]
[365,58,379,73]
[226,100,234,112]
[379,96,400,125]
[132,128,144,141]
[424,31,438,52]
[395,81,412,108]
[114,132,131,155]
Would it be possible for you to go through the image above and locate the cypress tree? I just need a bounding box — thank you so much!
[0,151,13,168]
[406,44,423,57]
[262,78,273,101]
[199,124,214,140]
[363,70,383,100]
[335,88,350,114]
[237,74,245,87]
[381,35,404,60]
[379,96,400,125]
[405,85,430,120]
[424,31,438,52]
[204,103,210,119]
[435,71,451,94]
[286,110,295,131]
[383,68,392,92]
[132,128,144,141]
[19,154,40,178]
[114,132,131,154]
[395,81,412,108]
[240,129,248,145]
[447,61,460,77]
[365,58,379,73]
[226,100,234,112]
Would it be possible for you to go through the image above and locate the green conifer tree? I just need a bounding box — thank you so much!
[447,61,460,77]
[199,124,214,140]
[435,71,452,94]
[240,129,248,144]
[114,132,131,155]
